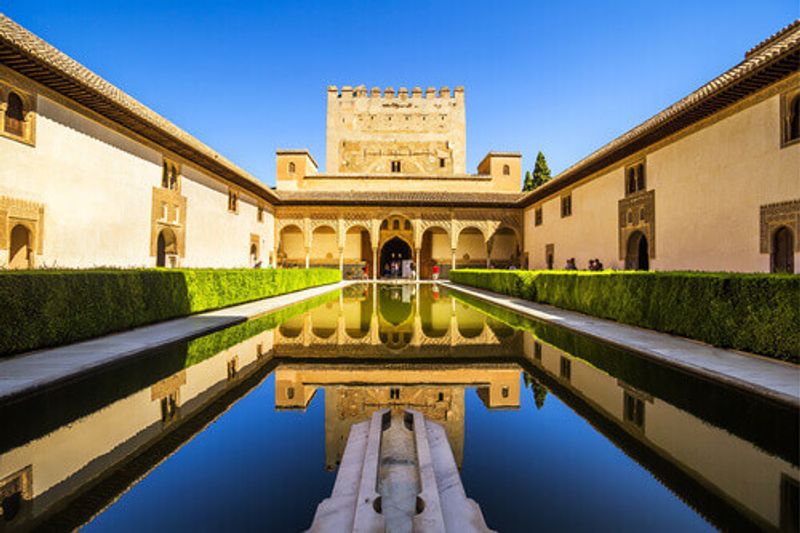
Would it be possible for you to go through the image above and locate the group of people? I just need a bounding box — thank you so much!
[564,257,604,271]
[383,259,415,279]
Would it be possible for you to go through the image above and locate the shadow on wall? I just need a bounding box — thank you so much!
[39,98,163,168]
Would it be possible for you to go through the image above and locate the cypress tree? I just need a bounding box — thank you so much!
[532,151,552,189]
[523,170,534,191]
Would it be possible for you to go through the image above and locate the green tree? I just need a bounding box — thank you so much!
[531,151,552,189]
[522,170,534,192]
[523,372,548,409]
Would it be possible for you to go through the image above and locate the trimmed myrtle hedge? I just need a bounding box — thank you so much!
[450,269,800,361]
[0,268,340,356]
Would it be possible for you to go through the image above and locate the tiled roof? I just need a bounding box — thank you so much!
[520,19,800,207]
[0,14,279,204]
[275,190,525,207]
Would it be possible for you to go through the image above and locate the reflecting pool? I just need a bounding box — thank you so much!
[0,284,797,532]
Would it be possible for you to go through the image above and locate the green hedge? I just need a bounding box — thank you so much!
[0,268,340,356]
[450,269,800,361]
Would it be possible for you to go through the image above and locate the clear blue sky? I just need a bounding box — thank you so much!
[3,1,797,187]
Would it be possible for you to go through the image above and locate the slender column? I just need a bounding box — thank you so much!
[415,248,421,281]
[339,247,345,277]
[305,247,310,269]
[372,247,378,280]
[451,248,456,270]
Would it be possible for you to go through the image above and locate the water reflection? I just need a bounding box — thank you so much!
[0,284,796,532]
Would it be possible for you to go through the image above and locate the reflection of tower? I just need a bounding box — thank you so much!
[325,385,465,471]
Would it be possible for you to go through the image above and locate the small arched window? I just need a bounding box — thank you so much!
[790,95,800,142]
[288,161,296,174]
[392,219,400,230]
[404,220,411,230]
[5,92,24,136]
[381,220,388,230]
[502,164,510,175]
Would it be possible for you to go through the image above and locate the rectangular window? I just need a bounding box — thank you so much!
[534,207,543,226]
[257,207,264,223]
[173,204,180,223]
[534,341,542,360]
[560,357,571,381]
[161,158,181,191]
[623,392,645,429]
[561,195,572,218]
[439,158,446,168]
[391,160,401,173]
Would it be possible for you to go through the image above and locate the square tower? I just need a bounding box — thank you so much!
[326,85,466,175]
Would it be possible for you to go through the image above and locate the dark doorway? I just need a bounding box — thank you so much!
[156,228,177,267]
[626,231,649,271]
[772,226,795,273]
[380,237,411,278]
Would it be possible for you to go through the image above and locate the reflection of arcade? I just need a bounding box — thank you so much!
[273,364,521,470]
[274,284,521,358]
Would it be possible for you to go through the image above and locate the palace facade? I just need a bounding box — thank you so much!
[0,14,797,275]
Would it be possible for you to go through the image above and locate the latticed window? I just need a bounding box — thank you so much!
[5,92,24,136]
[391,160,401,172]
[534,207,543,226]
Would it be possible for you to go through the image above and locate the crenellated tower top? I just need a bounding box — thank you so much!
[326,84,466,174]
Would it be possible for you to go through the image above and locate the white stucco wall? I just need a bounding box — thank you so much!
[524,83,800,273]
[0,71,275,269]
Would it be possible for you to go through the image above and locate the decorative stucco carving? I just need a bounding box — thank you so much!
[618,190,655,260]
[760,199,800,253]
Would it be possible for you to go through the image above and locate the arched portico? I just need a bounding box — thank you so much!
[380,236,413,278]
[272,206,523,278]
[419,226,449,279]
[488,226,521,268]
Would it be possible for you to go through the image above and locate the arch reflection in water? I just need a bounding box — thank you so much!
[0,284,797,532]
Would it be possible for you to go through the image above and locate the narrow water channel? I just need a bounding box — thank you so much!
[0,284,797,532]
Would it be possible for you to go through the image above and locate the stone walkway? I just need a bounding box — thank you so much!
[0,281,349,403]
[447,283,800,408]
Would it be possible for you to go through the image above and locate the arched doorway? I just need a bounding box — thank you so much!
[772,226,795,273]
[156,228,177,267]
[8,224,32,269]
[625,231,649,271]
[380,236,412,278]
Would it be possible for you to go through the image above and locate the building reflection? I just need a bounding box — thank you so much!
[0,284,796,532]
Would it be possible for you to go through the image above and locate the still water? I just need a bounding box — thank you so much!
[1,284,797,532]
